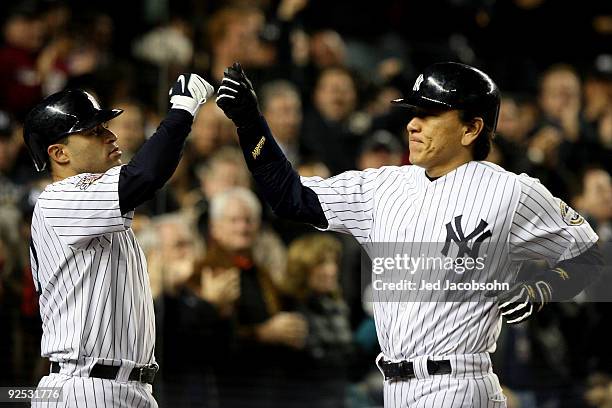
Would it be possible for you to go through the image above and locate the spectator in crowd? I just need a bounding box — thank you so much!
[187,102,236,167]
[583,62,612,127]
[261,0,311,89]
[39,1,71,41]
[72,13,115,75]
[296,160,331,179]
[147,213,203,299]
[537,64,599,171]
[585,373,612,408]
[107,99,146,162]
[148,213,207,405]
[0,109,38,194]
[583,172,612,408]
[165,155,199,210]
[260,80,303,165]
[283,233,354,408]
[350,284,383,408]
[157,259,239,407]
[356,129,403,171]
[192,146,251,239]
[293,28,349,98]
[0,111,21,200]
[309,30,347,70]
[301,67,364,174]
[156,244,239,407]
[198,143,250,201]
[490,96,528,170]
[583,59,612,172]
[61,12,133,104]
[573,164,612,354]
[206,187,307,408]
[0,206,22,384]
[573,167,612,243]
[0,4,45,120]
[132,15,194,71]
[597,106,612,174]
[14,183,46,384]
[522,123,575,200]
[206,6,268,85]
[365,84,403,118]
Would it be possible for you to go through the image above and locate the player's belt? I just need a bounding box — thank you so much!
[377,358,452,381]
[50,362,158,384]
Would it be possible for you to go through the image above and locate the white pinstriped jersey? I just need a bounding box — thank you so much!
[302,161,598,361]
[30,165,156,366]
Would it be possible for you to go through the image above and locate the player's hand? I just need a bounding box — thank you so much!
[215,62,261,128]
[486,280,552,324]
[169,73,215,116]
[255,312,308,349]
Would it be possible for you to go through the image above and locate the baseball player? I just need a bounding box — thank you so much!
[216,62,604,407]
[23,74,214,407]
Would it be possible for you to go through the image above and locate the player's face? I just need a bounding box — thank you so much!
[65,123,122,174]
[406,109,469,172]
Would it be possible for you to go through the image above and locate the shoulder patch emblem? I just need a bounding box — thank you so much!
[559,200,584,226]
[75,173,104,190]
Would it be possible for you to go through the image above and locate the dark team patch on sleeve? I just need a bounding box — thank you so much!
[559,200,585,226]
[75,173,104,190]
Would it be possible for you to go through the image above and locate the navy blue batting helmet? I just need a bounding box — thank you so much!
[23,90,123,171]
[391,62,501,132]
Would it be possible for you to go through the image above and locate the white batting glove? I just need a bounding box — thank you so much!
[169,73,215,116]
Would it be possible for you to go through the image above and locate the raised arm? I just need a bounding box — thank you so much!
[119,74,215,214]
[215,62,328,228]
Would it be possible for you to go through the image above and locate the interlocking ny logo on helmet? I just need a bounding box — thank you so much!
[392,62,501,132]
[23,90,123,171]
[413,74,424,91]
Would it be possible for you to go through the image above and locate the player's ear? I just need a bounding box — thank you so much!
[461,117,484,147]
[47,143,70,165]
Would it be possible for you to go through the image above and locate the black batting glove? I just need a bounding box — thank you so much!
[215,62,261,128]
[486,280,552,324]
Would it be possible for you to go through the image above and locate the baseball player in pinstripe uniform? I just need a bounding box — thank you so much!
[23,74,214,407]
[216,62,604,407]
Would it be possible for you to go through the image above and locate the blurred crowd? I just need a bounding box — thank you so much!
[0,0,610,407]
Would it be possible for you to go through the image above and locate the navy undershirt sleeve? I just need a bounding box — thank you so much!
[236,115,328,229]
[119,109,193,214]
[543,242,605,300]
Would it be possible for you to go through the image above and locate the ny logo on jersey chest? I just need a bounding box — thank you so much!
[441,215,492,258]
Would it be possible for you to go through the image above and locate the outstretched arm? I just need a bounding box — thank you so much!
[119,74,214,214]
[216,62,328,228]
